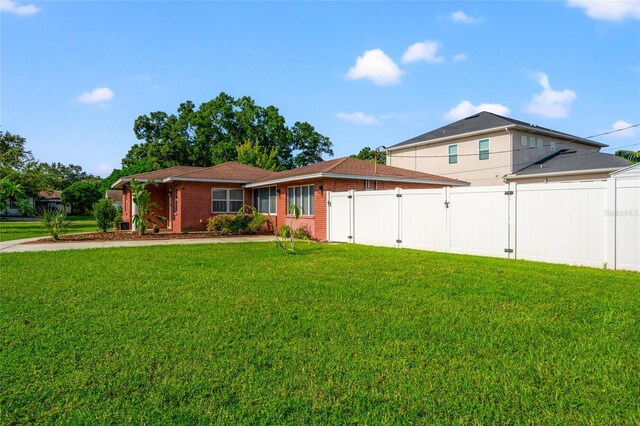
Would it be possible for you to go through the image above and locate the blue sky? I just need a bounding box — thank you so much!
[2,0,639,176]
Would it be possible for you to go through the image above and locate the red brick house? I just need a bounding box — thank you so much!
[112,157,468,240]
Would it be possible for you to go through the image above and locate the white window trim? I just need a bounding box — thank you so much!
[448,144,458,164]
[211,188,244,213]
[287,185,315,216]
[479,139,490,161]
[253,186,277,215]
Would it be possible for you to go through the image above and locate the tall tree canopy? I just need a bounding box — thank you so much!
[615,150,640,164]
[350,146,387,165]
[123,92,333,170]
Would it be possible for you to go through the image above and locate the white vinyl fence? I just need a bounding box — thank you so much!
[326,178,640,271]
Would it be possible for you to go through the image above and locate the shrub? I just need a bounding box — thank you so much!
[207,213,264,235]
[248,212,266,233]
[278,224,291,239]
[92,199,117,232]
[39,207,69,240]
[293,226,311,240]
[207,214,235,234]
[113,205,123,229]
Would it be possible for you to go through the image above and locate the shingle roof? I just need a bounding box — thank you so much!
[247,157,465,186]
[37,190,62,199]
[123,166,205,180]
[174,162,273,182]
[511,149,631,176]
[389,111,607,149]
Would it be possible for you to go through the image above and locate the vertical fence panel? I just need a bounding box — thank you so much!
[615,177,640,271]
[327,191,352,243]
[515,181,607,268]
[447,186,510,257]
[400,188,448,251]
[353,190,398,247]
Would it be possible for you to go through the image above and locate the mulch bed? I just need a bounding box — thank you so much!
[26,231,270,244]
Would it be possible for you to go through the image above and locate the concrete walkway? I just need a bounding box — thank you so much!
[0,235,275,253]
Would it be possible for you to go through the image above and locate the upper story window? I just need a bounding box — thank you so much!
[521,135,527,146]
[550,141,557,151]
[287,185,314,215]
[537,138,543,148]
[212,188,244,213]
[478,139,489,161]
[448,144,458,164]
[253,186,277,214]
[529,137,536,148]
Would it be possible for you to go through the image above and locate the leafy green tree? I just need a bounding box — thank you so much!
[0,131,34,171]
[291,122,333,167]
[92,198,118,232]
[100,158,153,193]
[123,92,332,170]
[39,162,97,190]
[61,180,102,214]
[130,179,165,235]
[615,150,640,164]
[0,177,33,215]
[236,140,281,171]
[350,146,386,165]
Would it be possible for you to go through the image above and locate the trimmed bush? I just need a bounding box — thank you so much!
[93,199,118,232]
[207,214,257,235]
[247,212,266,233]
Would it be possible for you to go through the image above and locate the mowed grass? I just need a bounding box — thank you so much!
[0,216,97,242]
[1,243,639,424]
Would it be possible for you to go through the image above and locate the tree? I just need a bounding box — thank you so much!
[130,179,165,235]
[100,158,153,193]
[236,140,281,171]
[291,122,333,167]
[350,146,386,165]
[61,180,102,214]
[0,177,33,215]
[1,131,34,171]
[615,150,640,164]
[123,92,332,171]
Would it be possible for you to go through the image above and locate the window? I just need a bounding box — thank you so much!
[287,185,314,215]
[550,141,557,151]
[174,190,178,213]
[212,188,244,213]
[448,144,458,164]
[253,186,277,214]
[529,137,536,147]
[364,180,377,190]
[478,139,489,160]
[537,138,543,148]
[521,135,527,146]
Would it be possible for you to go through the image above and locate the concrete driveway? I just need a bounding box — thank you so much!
[0,235,275,253]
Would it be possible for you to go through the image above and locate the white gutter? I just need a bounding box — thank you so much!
[244,172,469,188]
[505,167,621,180]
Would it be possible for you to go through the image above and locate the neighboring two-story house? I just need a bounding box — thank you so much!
[386,112,630,186]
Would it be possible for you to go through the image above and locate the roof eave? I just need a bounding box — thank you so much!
[505,167,623,180]
[510,125,607,148]
[163,177,253,184]
[388,125,515,151]
[244,172,468,188]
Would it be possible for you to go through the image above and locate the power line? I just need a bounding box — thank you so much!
[586,124,640,139]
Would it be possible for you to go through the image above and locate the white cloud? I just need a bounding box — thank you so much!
[76,87,114,104]
[336,112,379,125]
[453,53,468,62]
[568,0,640,21]
[449,11,482,24]
[445,100,510,120]
[345,49,403,86]
[610,120,638,137]
[525,73,577,119]
[0,0,39,15]
[402,41,444,64]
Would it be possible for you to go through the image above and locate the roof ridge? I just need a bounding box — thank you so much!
[323,157,351,173]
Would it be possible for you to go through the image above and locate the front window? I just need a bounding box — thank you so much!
[253,186,277,214]
[212,188,244,213]
[364,180,376,190]
[287,185,314,215]
[479,139,489,161]
[448,144,458,164]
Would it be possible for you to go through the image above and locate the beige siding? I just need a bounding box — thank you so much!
[388,130,512,186]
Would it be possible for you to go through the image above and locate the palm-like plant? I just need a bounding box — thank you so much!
[615,150,640,164]
[130,179,166,235]
[0,177,33,215]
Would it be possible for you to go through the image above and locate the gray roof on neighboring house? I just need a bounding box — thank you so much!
[389,111,607,150]
[511,149,631,176]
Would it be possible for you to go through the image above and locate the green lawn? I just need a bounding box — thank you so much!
[1,243,638,424]
[0,216,98,242]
